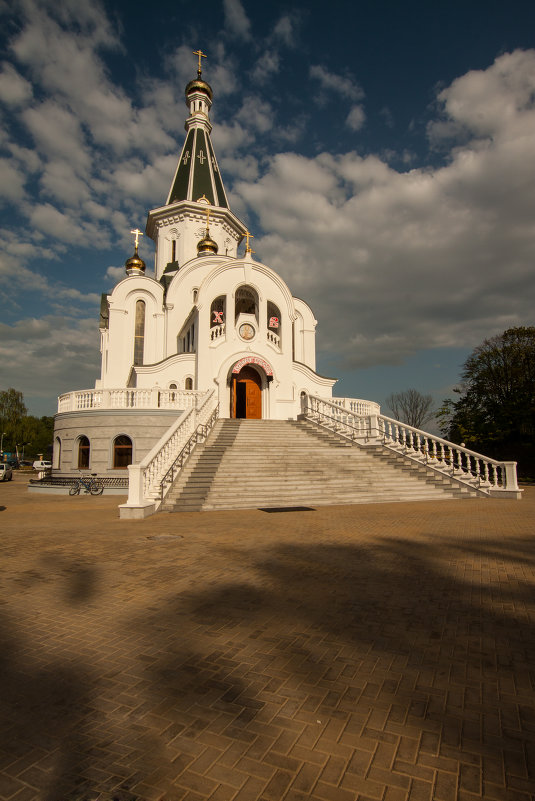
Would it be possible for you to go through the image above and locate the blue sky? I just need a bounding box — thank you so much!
[1,0,535,418]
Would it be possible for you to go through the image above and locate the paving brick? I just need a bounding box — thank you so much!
[1,479,534,801]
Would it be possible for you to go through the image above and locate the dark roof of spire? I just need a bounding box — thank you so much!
[166,78,229,208]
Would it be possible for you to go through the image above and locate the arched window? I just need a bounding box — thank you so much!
[113,435,132,469]
[235,285,258,322]
[78,436,90,470]
[133,300,145,366]
[267,301,282,343]
[185,377,193,390]
[53,437,61,469]
[210,295,226,327]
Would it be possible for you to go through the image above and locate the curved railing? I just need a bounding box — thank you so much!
[57,388,205,413]
[302,394,519,496]
[121,390,218,516]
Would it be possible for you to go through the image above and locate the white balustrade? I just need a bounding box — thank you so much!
[210,323,225,341]
[330,397,381,416]
[302,393,519,496]
[267,329,281,348]
[57,387,205,412]
[123,389,217,516]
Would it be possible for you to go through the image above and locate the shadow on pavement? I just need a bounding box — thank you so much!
[1,534,534,799]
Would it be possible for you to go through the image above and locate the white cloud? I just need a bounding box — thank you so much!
[0,315,100,409]
[236,96,274,133]
[252,50,280,84]
[346,105,366,131]
[223,0,252,40]
[309,64,364,102]
[0,159,27,203]
[235,50,535,370]
[0,62,33,105]
[272,14,297,47]
[105,265,125,284]
[428,49,535,147]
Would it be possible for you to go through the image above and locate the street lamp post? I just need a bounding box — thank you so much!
[0,432,6,457]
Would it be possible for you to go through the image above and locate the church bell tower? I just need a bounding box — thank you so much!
[145,50,248,281]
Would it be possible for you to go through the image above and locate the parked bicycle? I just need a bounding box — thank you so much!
[69,473,104,496]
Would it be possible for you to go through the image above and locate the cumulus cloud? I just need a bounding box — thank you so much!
[0,315,100,411]
[236,50,535,371]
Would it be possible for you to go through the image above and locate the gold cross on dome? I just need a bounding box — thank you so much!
[244,231,254,253]
[193,49,207,76]
[205,209,211,229]
[131,228,143,250]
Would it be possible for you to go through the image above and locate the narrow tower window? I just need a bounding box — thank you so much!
[133,300,145,366]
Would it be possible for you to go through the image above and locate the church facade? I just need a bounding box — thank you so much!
[53,61,337,476]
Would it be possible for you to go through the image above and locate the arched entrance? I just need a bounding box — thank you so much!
[231,365,262,419]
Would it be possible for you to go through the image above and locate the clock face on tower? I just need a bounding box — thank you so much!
[239,322,255,341]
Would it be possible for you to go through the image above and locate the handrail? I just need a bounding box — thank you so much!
[303,393,519,495]
[159,404,219,500]
[122,389,218,513]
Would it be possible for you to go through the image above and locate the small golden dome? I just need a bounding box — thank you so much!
[125,250,146,275]
[185,78,213,102]
[197,234,218,256]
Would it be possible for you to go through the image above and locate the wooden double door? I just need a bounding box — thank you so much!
[231,366,262,419]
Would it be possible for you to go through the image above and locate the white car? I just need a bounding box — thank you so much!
[33,460,52,471]
[0,464,13,481]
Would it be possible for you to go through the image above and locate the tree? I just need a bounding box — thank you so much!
[385,389,435,429]
[438,327,535,476]
[0,388,27,453]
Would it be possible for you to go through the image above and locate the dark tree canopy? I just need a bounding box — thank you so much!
[385,389,435,429]
[438,327,535,476]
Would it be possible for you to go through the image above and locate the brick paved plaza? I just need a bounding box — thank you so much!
[1,476,534,801]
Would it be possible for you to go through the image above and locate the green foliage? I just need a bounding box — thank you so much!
[0,388,53,458]
[440,327,535,476]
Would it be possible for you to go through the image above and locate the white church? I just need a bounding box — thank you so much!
[51,55,519,515]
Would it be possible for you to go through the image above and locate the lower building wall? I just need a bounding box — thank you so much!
[53,409,183,476]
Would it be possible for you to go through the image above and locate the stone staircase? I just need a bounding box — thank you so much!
[161,419,478,512]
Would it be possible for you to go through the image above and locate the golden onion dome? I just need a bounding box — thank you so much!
[185,78,213,102]
[125,249,146,275]
[197,233,218,256]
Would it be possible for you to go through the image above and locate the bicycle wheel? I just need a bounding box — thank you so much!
[69,483,80,495]
[90,482,104,496]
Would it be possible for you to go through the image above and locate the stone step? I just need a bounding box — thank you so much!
[161,418,478,513]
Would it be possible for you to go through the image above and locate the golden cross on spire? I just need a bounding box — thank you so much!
[204,208,211,230]
[193,49,207,76]
[244,231,254,254]
[131,228,143,251]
